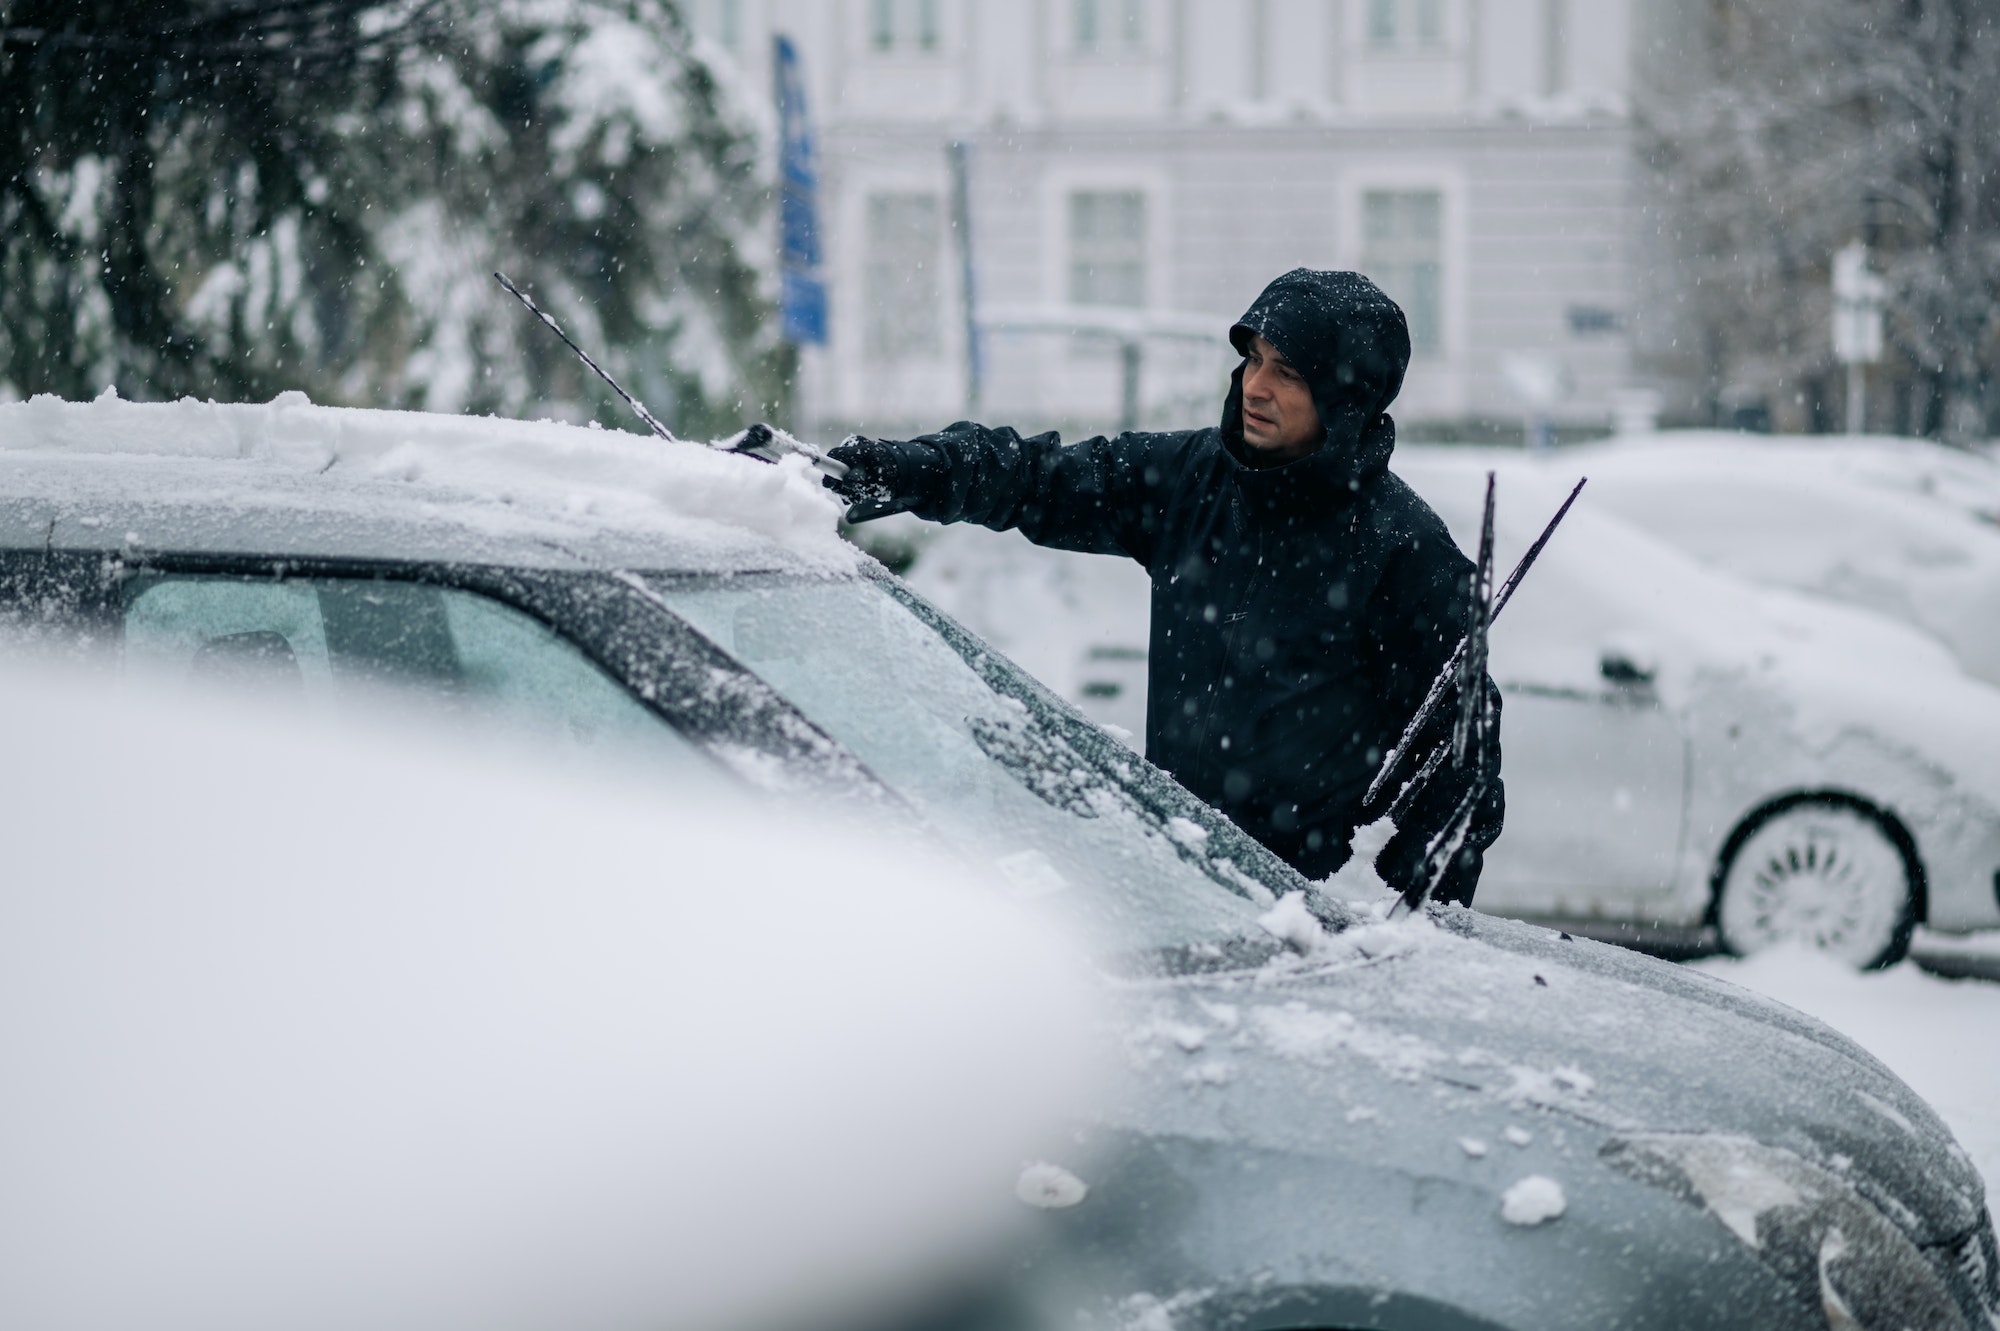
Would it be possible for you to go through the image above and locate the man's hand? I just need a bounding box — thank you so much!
[823,436,908,522]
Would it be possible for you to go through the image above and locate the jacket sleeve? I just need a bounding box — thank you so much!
[1365,535,1506,909]
[868,421,1183,569]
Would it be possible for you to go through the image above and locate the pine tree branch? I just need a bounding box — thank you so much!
[1,0,447,61]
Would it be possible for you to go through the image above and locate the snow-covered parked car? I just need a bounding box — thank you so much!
[1395,451,2000,971]
[1504,433,2000,687]
[2,395,1996,1331]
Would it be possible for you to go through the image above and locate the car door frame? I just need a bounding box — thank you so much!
[0,545,902,810]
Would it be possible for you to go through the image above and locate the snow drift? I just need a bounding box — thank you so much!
[0,658,1100,1331]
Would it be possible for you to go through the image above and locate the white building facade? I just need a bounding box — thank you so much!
[689,1,1666,441]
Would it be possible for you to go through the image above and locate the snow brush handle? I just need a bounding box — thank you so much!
[719,423,850,481]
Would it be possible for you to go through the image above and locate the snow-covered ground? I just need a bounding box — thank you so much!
[1692,945,2000,1205]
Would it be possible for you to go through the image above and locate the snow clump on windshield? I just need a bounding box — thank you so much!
[1014,1162,1089,1209]
[1316,816,1398,905]
[1500,1175,1568,1226]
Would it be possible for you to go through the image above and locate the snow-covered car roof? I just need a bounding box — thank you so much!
[1396,448,2000,803]
[1466,432,2000,688]
[0,394,859,576]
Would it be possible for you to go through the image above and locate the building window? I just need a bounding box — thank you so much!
[864,193,944,360]
[1362,190,1443,355]
[689,0,741,49]
[1068,191,1147,308]
[1075,0,1144,54]
[871,0,941,53]
[1368,0,1446,49]
[1567,305,1620,336]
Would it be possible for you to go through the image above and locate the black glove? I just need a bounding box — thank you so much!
[823,436,908,522]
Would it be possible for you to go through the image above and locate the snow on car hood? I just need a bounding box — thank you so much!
[1110,904,1989,1252]
[1397,449,2000,805]
[0,391,856,574]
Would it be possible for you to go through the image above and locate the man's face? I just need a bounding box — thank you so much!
[1238,333,1322,464]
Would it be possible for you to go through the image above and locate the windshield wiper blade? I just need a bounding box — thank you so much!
[1364,475,1585,810]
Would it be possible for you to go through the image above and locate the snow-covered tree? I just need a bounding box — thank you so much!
[1648,0,2000,440]
[0,0,786,434]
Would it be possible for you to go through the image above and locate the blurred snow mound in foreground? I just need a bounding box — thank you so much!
[0,658,1099,1331]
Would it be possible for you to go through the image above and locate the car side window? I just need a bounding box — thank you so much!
[120,574,709,771]
[125,579,338,700]
[437,588,687,756]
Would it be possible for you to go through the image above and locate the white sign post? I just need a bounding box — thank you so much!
[1832,242,1886,434]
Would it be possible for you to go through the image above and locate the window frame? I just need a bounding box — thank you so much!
[867,0,945,56]
[1066,189,1149,309]
[1359,187,1446,356]
[1043,168,1168,312]
[1364,0,1452,52]
[1338,166,1466,372]
[1071,0,1148,58]
[860,189,949,363]
[0,547,887,805]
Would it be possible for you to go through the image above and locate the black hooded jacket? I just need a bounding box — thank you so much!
[839,269,1502,903]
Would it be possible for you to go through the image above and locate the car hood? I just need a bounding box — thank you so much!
[1104,906,1989,1254]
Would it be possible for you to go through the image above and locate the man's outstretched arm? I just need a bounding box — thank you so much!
[827,422,1182,567]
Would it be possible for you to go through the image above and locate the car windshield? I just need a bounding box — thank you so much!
[646,572,1306,962]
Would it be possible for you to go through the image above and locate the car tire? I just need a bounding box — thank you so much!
[1713,794,1920,970]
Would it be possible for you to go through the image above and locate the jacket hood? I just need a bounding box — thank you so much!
[1222,268,1411,476]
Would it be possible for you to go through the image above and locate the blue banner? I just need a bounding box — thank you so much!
[774,34,826,345]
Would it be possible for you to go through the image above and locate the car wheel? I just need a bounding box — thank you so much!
[1713,795,1919,969]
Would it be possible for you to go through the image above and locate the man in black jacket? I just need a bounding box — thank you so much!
[826,268,1502,905]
